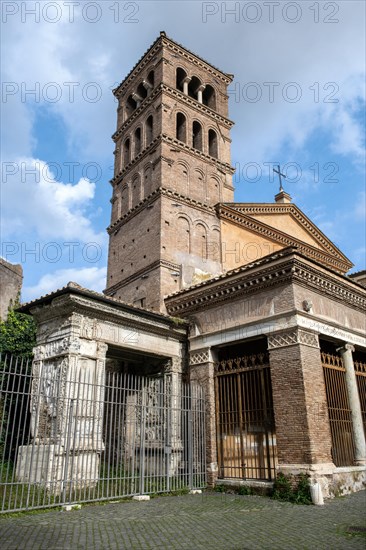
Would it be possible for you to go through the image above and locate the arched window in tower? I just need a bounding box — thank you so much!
[177,161,189,195]
[116,192,122,219]
[203,85,216,109]
[132,174,141,206]
[176,68,187,92]
[134,127,141,156]
[123,138,131,167]
[117,105,124,127]
[208,176,220,203]
[111,190,120,221]
[142,71,155,95]
[188,76,202,101]
[136,82,148,103]
[209,227,221,262]
[121,183,130,215]
[194,223,207,260]
[192,121,203,151]
[176,113,187,143]
[208,129,218,158]
[126,95,137,118]
[177,217,190,255]
[144,164,153,196]
[146,115,153,145]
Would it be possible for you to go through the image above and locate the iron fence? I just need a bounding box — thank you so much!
[0,354,206,513]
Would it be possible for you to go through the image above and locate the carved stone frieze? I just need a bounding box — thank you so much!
[166,250,366,315]
[33,345,45,362]
[268,328,319,350]
[163,356,183,374]
[33,336,81,360]
[190,350,210,365]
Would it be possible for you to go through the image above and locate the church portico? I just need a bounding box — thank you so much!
[167,246,366,496]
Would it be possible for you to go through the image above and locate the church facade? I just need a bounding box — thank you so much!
[20,33,366,498]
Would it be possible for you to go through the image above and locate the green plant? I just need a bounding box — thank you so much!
[0,308,36,359]
[272,472,312,505]
[237,485,252,496]
[294,473,312,505]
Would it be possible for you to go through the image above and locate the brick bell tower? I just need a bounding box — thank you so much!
[105,32,235,312]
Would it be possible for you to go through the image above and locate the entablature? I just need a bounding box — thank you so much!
[165,249,366,316]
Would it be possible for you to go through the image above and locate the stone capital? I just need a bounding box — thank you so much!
[96,342,108,358]
[164,356,182,374]
[336,343,355,354]
[189,348,215,366]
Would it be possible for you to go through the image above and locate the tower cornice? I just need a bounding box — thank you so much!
[111,133,235,187]
[105,259,182,296]
[113,32,233,99]
[107,187,217,235]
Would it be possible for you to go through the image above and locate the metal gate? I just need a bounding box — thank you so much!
[0,354,206,513]
[321,351,354,466]
[355,359,366,435]
[321,351,366,466]
[214,353,277,481]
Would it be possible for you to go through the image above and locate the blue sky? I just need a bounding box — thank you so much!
[1,0,365,302]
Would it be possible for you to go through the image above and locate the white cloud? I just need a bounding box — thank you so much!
[22,266,107,302]
[1,158,106,245]
[2,1,365,165]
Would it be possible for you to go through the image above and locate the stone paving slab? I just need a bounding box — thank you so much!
[0,490,365,549]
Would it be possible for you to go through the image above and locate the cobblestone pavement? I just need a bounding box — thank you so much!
[0,490,365,549]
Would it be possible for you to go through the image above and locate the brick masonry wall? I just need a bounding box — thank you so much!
[161,194,222,285]
[106,201,161,290]
[189,362,218,486]
[270,342,333,465]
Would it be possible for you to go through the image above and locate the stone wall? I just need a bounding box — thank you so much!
[0,258,23,320]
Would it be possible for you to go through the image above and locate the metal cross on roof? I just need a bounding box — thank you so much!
[273,164,286,192]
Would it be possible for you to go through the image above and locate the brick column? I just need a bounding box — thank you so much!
[337,344,366,465]
[268,328,333,467]
[189,348,218,485]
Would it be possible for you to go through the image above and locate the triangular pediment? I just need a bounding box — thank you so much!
[217,203,353,274]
